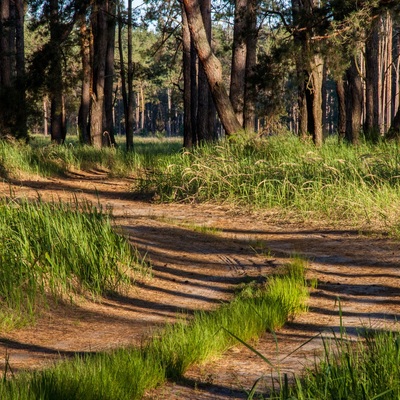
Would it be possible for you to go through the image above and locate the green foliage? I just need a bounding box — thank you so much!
[0,258,310,399]
[0,199,148,330]
[263,329,400,399]
[139,135,400,232]
[0,136,182,179]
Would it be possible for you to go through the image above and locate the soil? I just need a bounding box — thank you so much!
[0,172,399,399]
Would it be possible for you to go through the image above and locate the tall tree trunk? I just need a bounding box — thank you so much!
[365,17,380,135]
[49,0,64,143]
[190,40,198,143]
[243,0,257,133]
[78,13,91,144]
[309,52,324,146]
[230,0,248,126]
[90,0,108,148]
[126,0,135,150]
[197,0,211,142]
[345,55,363,144]
[182,5,193,147]
[104,0,116,146]
[182,0,242,136]
[15,0,26,139]
[0,1,12,88]
[336,76,346,141]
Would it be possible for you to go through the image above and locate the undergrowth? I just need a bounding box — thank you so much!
[0,258,310,399]
[249,326,400,399]
[138,135,400,232]
[0,199,148,330]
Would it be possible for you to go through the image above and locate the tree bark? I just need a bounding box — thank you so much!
[104,0,117,146]
[182,5,193,147]
[230,0,248,126]
[182,0,242,136]
[336,76,346,141]
[345,55,363,145]
[309,53,324,146]
[365,17,380,135]
[49,0,64,144]
[126,0,135,150]
[244,0,257,133]
[90,0,108,148]
[197,0,212,143]
[78,12,91,144]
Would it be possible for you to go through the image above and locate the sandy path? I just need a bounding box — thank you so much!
[0,174,399,398]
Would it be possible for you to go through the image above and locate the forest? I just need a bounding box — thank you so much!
[1,1,400,399]
[1,0,400,148]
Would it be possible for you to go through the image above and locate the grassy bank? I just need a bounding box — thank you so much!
[0,199,148,330]
[138,135,400,233]
[0,259,310,400]
[0,136,182,179]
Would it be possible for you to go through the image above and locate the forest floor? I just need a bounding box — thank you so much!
[0,172,399,399]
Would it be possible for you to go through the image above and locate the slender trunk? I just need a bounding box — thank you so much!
[197,0,211,142]
[365,17,380,135]
[345,55,363,144]
[190,40,198,143]
[182,5,193,147]
[14,0,26,139]
[243,0,257,133]
[90,0,108,148]
[43,96,48,136]
[126,0,135,150]
[49,0,64,143]
[0,1,11,87]
[310,53,324,146]
[230,0,248,126]
[78,13,91,144]
[104,0,116,146]
[167,87,172,137]
[182,0,242,136]
[336,76,346,141]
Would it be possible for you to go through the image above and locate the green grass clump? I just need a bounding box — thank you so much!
[0,199,147,330]
[0,136,182,179]
[139,135,400,230]
[0,258,310,399]
[265,329,400,399]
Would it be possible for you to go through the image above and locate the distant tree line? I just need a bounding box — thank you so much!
[1,0,400,148]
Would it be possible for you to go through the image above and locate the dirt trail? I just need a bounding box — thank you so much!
[0,173,399,399]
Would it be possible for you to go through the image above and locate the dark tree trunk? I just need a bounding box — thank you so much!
[243,0,257,133]
[336,76,346,141]
[365,17,380,135]
[49,0,64,144]
[230,0,248,126]
[182,5,193,147]
[90,0,108,148]
[104,0,116,146]
[126,0,135,151]
[197,0,212,143]
[345,55,363,144]
[78,13,91,144]
[190,40,198,144]
[182,0,242,136]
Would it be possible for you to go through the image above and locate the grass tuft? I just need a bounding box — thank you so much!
[0,199,148,330]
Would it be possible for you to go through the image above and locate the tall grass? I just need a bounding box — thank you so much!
[138,135,400,230]
[0,136,182,179]
[0,199,148,330]
[261,329,400,399]
[0,258,310,399]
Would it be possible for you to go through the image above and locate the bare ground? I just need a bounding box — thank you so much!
[0,172,399,399]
